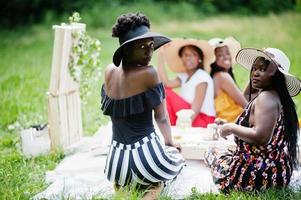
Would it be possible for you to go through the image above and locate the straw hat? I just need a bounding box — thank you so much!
[236,47,301,97]
[113,25,171,66]
[159,38,215,73]
[208,36,241,64]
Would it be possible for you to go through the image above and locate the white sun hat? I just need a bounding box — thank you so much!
[236,47,301,97]
[208,36,241,64]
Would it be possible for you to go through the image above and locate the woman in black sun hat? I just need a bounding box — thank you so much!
[101,13,185,197]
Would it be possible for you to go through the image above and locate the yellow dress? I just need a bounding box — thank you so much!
[214,91,243,122]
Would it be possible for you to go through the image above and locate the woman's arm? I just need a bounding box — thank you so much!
[144,66,178,148]
[157,49,181,88]
[154,100,175,146]
[217,72,248,108]
[191,82,207,121]
[220,92,279,145]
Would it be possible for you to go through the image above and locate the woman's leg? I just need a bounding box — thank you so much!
[165,87,190,125]
[131,134,185,184]
[165,87,215,127]
[142,182,164,200]
[114,182,121,192]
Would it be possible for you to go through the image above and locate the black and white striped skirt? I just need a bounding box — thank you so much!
[104,132,185,186]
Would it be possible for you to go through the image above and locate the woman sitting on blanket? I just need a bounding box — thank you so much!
[205,47,301,193]
[157,38,216,127]
[208,37,248,122]
[101,13,185,199]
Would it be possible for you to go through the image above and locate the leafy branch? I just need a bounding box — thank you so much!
[68,12,102,101]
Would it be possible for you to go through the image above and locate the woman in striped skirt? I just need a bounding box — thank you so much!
[101,13,185,196]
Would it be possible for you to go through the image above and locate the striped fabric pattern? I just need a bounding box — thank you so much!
[104,132,185,186]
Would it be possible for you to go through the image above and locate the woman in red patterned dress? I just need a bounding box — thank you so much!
[205,47,301,192]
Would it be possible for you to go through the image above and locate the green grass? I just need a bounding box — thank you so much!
[1,11,301,199]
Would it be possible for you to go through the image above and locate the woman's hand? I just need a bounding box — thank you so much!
[172,143,182,152]
[219,123,235,140]
[156,49,181,88]
[214,118,227,126]
[166,142,182,152]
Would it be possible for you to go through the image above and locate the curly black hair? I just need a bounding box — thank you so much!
[112,12,150,38]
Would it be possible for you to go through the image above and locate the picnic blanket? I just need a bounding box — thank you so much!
[33,122,301,200]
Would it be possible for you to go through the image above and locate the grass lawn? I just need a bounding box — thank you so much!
[1,12,301,199]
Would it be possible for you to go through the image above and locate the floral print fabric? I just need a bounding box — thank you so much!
[206,100,292,193]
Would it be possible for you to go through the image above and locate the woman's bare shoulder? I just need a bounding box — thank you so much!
[104,64,116,83]
[214,72,233,82]
[214,72,237,92]
[257,90,279,100]
[255,91,280,110]
[140,65,160,88]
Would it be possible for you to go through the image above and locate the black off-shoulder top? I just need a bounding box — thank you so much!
[101,83,165,144]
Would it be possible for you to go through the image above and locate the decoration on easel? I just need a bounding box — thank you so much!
[47,12,101,150]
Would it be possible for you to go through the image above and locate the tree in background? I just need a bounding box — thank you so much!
[0,0,298,28]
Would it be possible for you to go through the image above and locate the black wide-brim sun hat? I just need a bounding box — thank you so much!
[113,25,171,67]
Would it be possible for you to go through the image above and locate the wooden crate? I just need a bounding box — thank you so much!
[47,23,85,150]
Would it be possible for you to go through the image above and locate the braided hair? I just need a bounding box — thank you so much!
[271,70,299,168]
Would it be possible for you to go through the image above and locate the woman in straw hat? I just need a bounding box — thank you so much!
[101,13,185,198]
[157,38,216,127]
[205,47,300,192]
[208,37,248,123]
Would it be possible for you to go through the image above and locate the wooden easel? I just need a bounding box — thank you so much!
[48,23,85,150]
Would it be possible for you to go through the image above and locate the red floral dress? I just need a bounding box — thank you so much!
[207,99,293,193]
